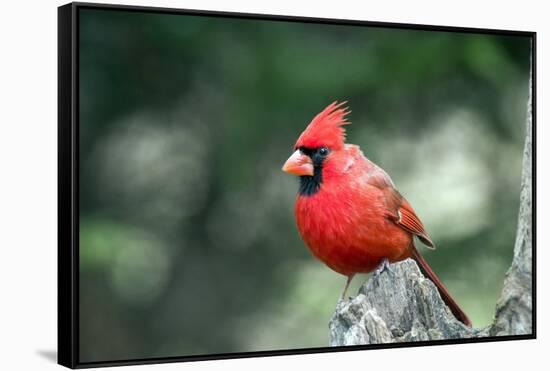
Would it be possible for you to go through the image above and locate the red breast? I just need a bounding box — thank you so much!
[293,145,413,276]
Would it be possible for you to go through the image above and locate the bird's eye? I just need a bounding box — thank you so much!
[319,147,329,156]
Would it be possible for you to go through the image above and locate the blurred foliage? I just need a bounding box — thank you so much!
[78,7,531,362]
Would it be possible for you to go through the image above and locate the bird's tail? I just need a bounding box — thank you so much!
[411,246,472,327]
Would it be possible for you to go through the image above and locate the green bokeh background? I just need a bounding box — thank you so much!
[78,7,531,362]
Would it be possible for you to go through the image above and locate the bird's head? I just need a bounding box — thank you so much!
[282,101,351,195]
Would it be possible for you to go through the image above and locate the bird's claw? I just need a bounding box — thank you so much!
[374,258,392,278]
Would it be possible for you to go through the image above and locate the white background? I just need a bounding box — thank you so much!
[0,0,546,369]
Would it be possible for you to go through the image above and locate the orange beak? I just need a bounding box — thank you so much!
[282,150,314,176]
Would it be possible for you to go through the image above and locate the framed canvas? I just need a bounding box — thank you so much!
[58,2,536,368]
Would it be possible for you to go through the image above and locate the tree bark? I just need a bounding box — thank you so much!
[329,78,533,346]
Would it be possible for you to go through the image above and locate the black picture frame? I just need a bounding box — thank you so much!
[58,2,537,368]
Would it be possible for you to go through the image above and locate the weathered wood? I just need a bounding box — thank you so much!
[329,78,533,346]
[490,72,533,337]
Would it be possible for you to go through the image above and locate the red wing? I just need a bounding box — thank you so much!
[397,199,434,248]
[366,168,435,248]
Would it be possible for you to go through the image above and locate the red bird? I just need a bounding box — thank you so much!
[282,101,471,327]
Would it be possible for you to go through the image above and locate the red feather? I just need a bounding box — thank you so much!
[295,101,351,151]
[398,200,435,248]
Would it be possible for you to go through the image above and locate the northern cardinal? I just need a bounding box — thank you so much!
[282,101,471,327]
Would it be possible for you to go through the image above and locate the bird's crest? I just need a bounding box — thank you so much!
[295,101,351,150]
